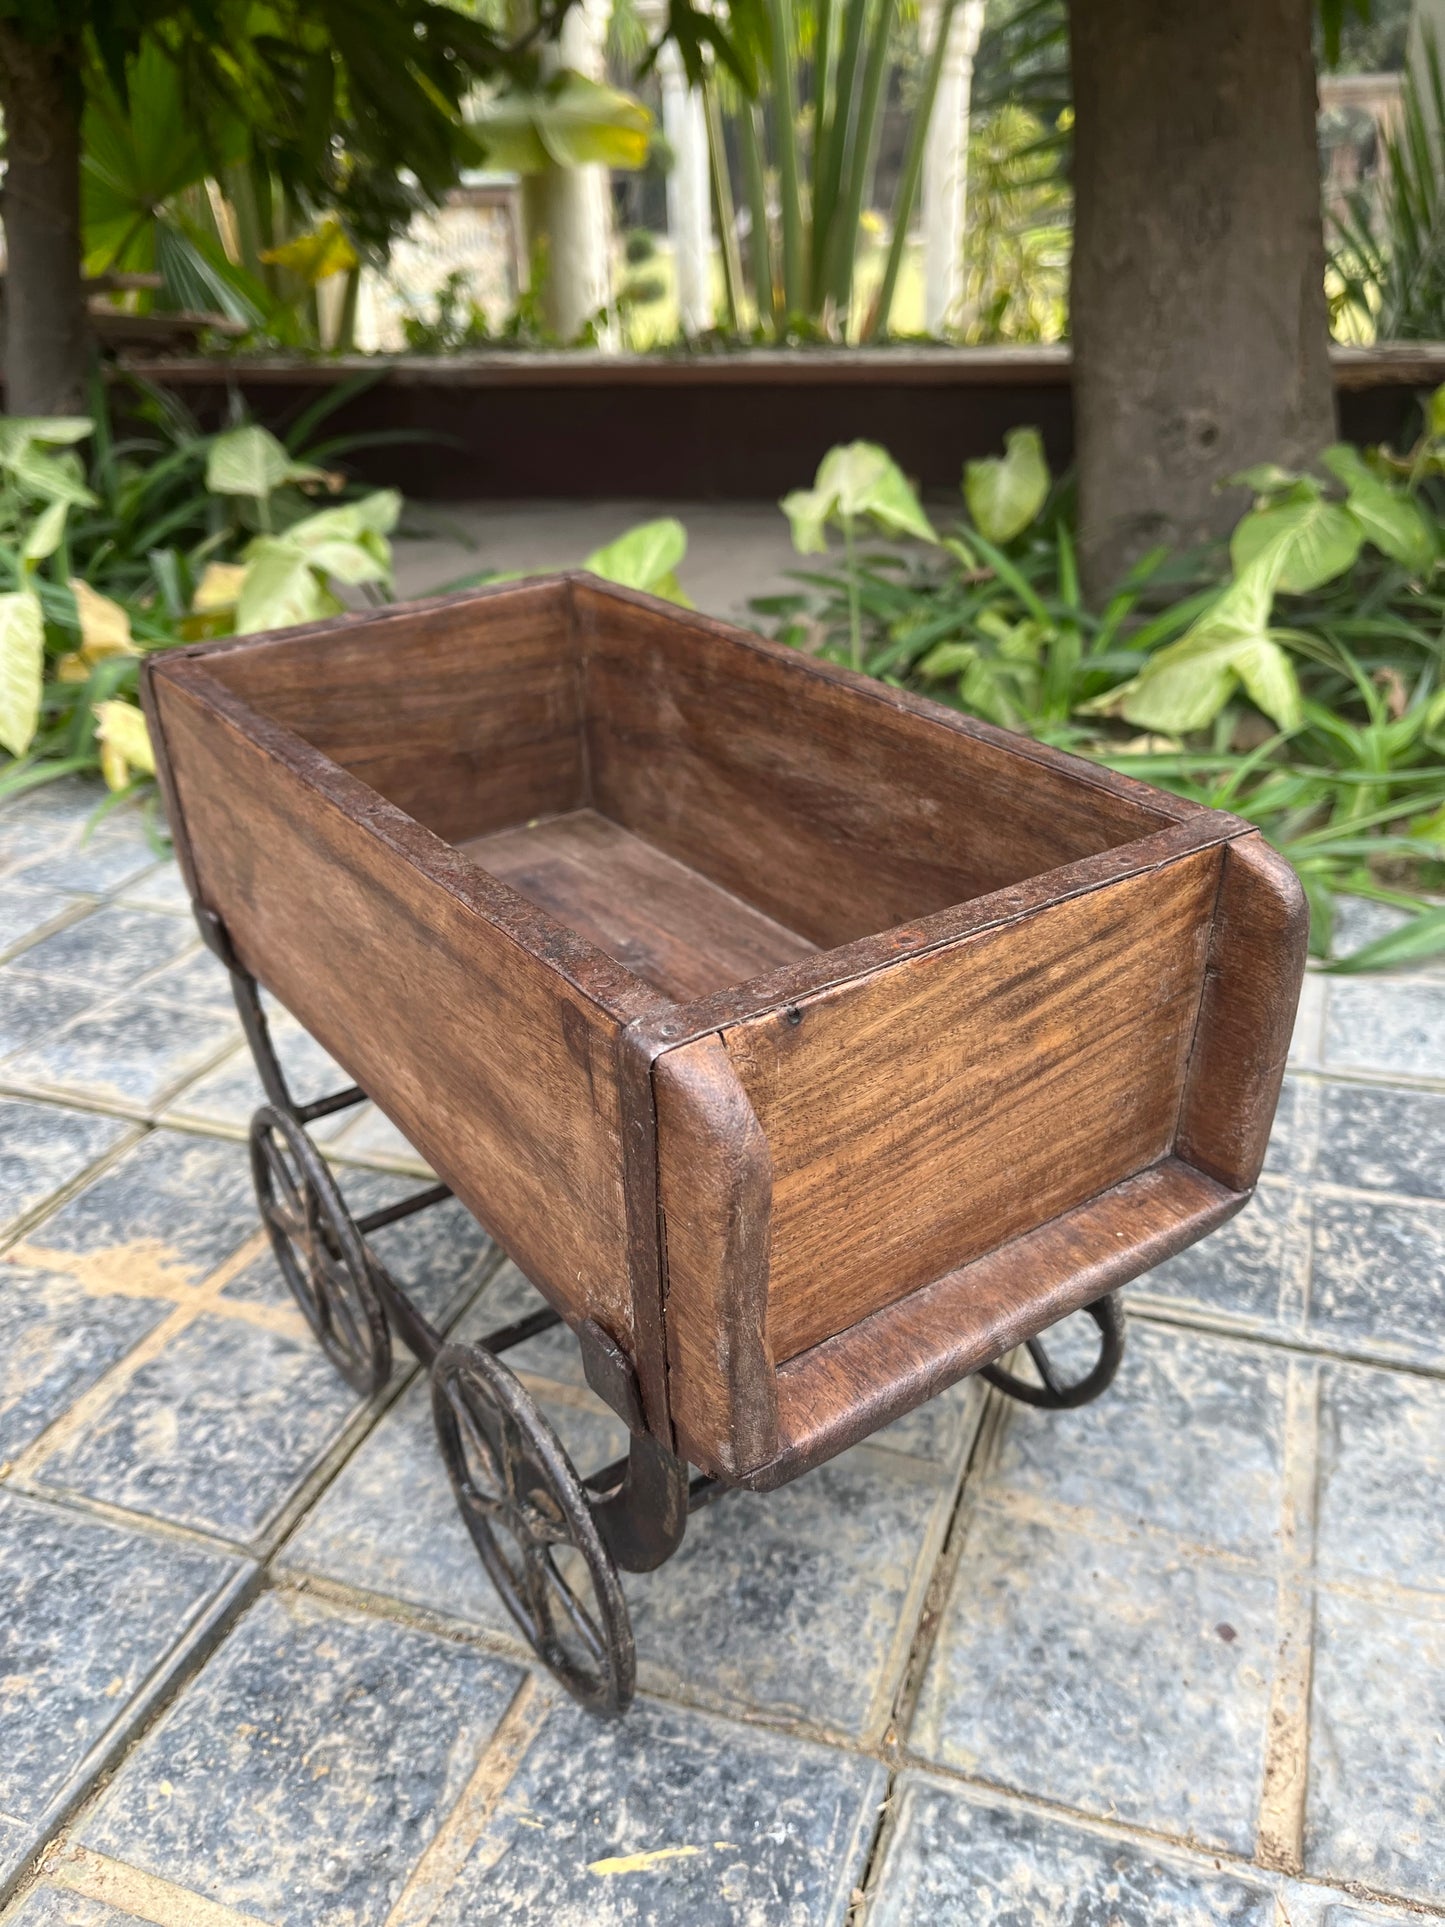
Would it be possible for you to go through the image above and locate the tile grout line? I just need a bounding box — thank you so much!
[381,1673,551,1927]
[1255,1354,1322,1876]
[43,1843,274,1927]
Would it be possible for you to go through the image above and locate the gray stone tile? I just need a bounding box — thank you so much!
[988,1323,1287,1560]
[5,1890,147,1926]
[359,1185,499,1331]
[135,944,234,1015]
[1316,1360,1445,1596]
[0,1265,170,1465]
[627,1445,952,1739]
[6,906,192,994]
[869,1775,1276,1927]
[0,1101,131,1242]
[1323,978,1445,1080]
[911,1503,1276,1853]
[1262,1075,1315,1180]
[0,885,89,962]
[116,858,193,915]
[1307,1588,1445,1901]
[1134,1184,1302,1331]
[30,1312,362,1545]
[0,778,104,830]
[329,1103,432,1172]
[1315,1080,1445,1200]
[11,1130,257,1289]
[0,977,97,1063]
[277,1368,627,1641]
[162,1025,356,1139]
[14,832,158,898]
[82,1589,522,1927]
[0,1490,250,1886]
[0,815,73,875]
[1308,1193,1445,1367]
[425,1693,886,1927]
[462,1260,588,1388]
[3,998,238,1114]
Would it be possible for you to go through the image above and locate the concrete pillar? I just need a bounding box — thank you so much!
[655,36,713,332]
[537,0,618,345]
[920,0,986,336]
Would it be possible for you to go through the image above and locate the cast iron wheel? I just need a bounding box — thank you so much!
[249,1104,392,1397]
[981,1294,1125,1410]
[431,1341,634,1716]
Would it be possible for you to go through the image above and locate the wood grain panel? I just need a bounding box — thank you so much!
[653,1035,777,1478]
[1176,832,1308,1190]
[199,580,583,844]
[724,846,1222,1360]
[575,578,1183,948]
[150,660,667,1338]
[748,1157,1244,1488]
[461,809,815,1003]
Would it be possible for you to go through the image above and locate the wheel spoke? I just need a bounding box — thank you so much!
[454,1400,505,1499]
[260,1132,304,1218]
[541,1561,609,1668]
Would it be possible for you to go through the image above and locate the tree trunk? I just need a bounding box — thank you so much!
[0,23,88,416]
[1069,0,1337,598]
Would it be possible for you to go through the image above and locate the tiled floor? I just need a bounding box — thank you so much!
[0,777,1441,1927]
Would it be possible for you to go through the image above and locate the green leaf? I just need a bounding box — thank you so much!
[1325,903,1445,974]
[782,442,936,554]
[265,501,395,586]
[1430,383,1445,440]
[234,546,341,634]
[22,498,70,564]
[1320,443,1437,576]
[0,589,46,758]
[1102,564,1302,734]
[963,427,1050,544]
[468,71,653,174]
[584,518,690,602]
[206,425,324,501]
[1229,489,1362,594]
[917,640,977,678]
[0,418,94,467]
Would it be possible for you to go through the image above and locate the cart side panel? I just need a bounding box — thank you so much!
[1177,832,1308,1190]
[149,665,637,1339]
[723,844,1222,1361]
[196,581,584,845]
[653,1035,777,1478]
[574,582,1180,950]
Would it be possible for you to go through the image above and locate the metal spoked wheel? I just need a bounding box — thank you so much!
[249,1104,392,1397]
[431,1342,634,1717]
[981,1293,1125,1410]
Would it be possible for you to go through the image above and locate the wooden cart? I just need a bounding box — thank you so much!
[142,576,1307,1714]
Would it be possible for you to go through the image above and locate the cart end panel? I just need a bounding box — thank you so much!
[146,660,640,1342]
[720,841,1227,1364]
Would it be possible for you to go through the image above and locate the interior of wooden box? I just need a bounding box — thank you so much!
[204,583,1179,1007]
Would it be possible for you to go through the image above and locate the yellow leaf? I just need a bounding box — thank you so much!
[93,699,155,790]
[260,216,359,285]
[190,561,249,616]
[56,652,91,683]
[68,579,135,660]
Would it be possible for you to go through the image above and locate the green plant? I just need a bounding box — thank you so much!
[0,384,401,805]
[1329,30,1445,342]
[757,407,1445,966]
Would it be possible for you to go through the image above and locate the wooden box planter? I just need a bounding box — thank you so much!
[143,577,1305,1711]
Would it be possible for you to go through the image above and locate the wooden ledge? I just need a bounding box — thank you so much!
[741,1157,1245,1491]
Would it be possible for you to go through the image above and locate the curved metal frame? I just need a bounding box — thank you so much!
[980,1294,1125,1410]
[207,911,1127,1712]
